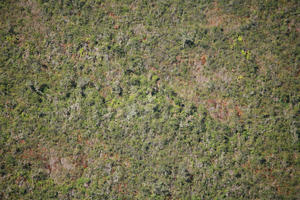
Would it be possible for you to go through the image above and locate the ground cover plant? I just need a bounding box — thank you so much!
[0,0,299,199]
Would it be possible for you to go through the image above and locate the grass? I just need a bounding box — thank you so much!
[0,0,299,199]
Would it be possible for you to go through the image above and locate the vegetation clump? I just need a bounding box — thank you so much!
[0,0,299,199]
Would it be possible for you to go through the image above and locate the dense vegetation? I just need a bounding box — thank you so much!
[0,0,299,199]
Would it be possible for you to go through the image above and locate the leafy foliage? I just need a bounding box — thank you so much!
[0,0,299,199]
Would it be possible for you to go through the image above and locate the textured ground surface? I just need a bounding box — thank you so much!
[0,0,299,199]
